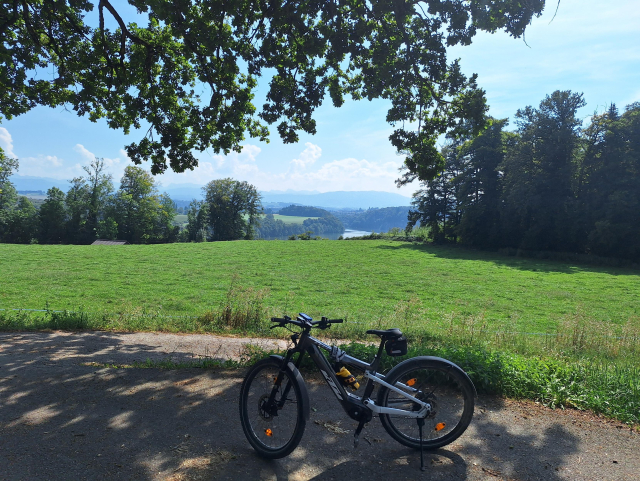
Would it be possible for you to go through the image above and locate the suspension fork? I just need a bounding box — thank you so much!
[276,349,305,408]
[268,348,305,410]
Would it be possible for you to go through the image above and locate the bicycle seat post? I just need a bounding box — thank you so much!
[369,338,387,373]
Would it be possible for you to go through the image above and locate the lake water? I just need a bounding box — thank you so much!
[260,229,373,241]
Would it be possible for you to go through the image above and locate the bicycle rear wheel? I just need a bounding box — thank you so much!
[377,357,475,450]
[239,357,307,458]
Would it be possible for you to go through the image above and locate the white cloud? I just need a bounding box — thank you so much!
[155,144,262,186]
[217,142,412,195]
[0,127,16,158]
[126,142,412,195]
[72,144,126,181]
[290,142,322,171]
[17,155,71,178]
[73,144,95,162]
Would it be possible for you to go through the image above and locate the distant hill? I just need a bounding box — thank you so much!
[10,175,70,192]
[260,190,411,210]
[159,183,205,200]
[162,185,411,209]
[8,177,412,210]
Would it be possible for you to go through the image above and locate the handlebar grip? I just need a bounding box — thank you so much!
[271,317,287,322]
[328,318,343,324]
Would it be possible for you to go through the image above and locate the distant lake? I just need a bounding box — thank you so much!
[259,229,373,241]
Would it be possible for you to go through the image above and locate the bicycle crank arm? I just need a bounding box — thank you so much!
[362,398,431,418]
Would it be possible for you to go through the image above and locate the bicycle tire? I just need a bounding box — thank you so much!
[377,356,475,450]
[239,357,308,458]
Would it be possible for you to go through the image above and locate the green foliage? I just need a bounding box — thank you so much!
[0,148,19,241]
[256,214,305,239]
[256,205,343,238]
[1,1,545,179]
[180,200,209,242]
[196,276,269,333]
[39,187,67,244]
[288,231,325,241]
[335,207,411,233]
[202,178,262,241]
[108,166,178,243]
[501,91,586,251]
[340,341,640,425]
[278,205,331,218]
[301,215,343,235]
[409,93,640,261]
[2,196,38,243]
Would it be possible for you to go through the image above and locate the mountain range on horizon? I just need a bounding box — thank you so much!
[9,176,412,210]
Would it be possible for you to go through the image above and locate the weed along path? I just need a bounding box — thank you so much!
[0,331,637,481]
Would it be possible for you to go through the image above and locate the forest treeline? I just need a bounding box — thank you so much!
[0,158,179,244]
[256,205,344,239]
[334,207,411,232]
[409,91,640,262]
[2,89,638,258]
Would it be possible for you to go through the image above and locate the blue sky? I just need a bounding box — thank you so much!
[1,0,639,196]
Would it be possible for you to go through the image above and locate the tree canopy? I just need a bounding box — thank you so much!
[203,178,262,241]
[408,91,640,262]
[2,0,546,180]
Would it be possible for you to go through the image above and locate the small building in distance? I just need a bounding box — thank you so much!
[91,239,130,246]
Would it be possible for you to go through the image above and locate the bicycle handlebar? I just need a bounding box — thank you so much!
[270,314,343,329]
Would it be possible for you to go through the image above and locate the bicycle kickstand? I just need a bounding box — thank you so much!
[417,418,426,471]
[353,420,366,448]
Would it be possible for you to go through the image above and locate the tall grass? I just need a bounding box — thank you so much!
[0,279,270,335]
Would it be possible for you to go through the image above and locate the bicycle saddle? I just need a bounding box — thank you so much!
[365,328,403,339]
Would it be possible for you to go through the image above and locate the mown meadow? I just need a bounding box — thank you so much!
[1,240,639,424]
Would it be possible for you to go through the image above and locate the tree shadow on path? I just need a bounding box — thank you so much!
[1,332,636,480]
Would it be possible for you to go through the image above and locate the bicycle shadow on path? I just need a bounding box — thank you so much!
[1,332,637,480]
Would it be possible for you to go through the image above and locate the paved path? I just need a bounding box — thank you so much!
[0,331,637,480]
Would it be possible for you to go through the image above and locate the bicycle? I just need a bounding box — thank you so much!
[239,313,476,470]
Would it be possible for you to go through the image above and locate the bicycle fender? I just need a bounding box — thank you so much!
[385,356,477,398]
[269,355,311,420]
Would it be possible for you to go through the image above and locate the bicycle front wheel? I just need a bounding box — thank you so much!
[377,357,475,450]
[239,357,307,458]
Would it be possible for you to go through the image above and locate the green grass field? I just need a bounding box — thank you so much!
[1,241,638,333]
[2,240,638,423]
[270,214,318,224]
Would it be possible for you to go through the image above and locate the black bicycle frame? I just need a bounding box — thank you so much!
[269,328,386,422]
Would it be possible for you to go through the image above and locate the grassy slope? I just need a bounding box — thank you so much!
[1,241,638,334]
[270,214,318,224]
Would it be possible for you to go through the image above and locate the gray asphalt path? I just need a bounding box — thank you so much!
[0,331,637,480]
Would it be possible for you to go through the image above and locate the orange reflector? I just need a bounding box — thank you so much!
[407,378,417,387]
[435,423,446,432]
[265,429,273,437]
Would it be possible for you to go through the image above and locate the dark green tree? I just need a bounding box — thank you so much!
[203,178,262,241]
[64,176,91,243]
[407,141,466,243]
[39,187,67,243]
[0,149,19,241]
[2,1,546,180]
[4,196,39,243]
[456,118,510,247]
[182,199,209,242]
[111,166,176,243]
[500,90,586,251]
[83,158,114,239]
[581,103,640,260]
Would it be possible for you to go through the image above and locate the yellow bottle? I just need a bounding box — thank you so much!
[335,366,360,391]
